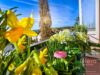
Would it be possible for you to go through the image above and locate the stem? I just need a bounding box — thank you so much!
[13,42,22,65]
[0,50,2,75]
[2,56,14,75]
[13,42,19,54]
[27,37,31,57]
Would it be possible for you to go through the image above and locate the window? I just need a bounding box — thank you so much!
[82,0,95,29]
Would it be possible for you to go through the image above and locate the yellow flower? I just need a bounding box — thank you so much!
[5,10,37,43]
[8,63,15,71]
[18,43,25,53]
[5,27,23,42]
[32,66,42,75]
[39,48,48,64]
[17,35,26,53]
[15,61,27,75]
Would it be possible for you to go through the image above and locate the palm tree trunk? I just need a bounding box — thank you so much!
[39,0,52,40]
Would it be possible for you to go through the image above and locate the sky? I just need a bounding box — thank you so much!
[0,0,95,29]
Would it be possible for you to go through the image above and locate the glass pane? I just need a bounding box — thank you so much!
[82,0,95,29]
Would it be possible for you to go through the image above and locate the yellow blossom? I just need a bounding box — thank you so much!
[17,35,26,53]
[5,10,37,43]
[32,66,42,75]
[15,61,27,75]
[8,63,15,71]
[18,44,25,53]
[5,27,23,42]
[39,47,48,64]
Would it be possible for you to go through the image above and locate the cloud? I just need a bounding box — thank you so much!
[31,0,38,2]
[0,3,10,10]
[13,0,38,6]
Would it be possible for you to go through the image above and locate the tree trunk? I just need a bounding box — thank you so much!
[39,0,52,40]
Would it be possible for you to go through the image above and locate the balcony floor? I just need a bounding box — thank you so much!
[85,57,100,75]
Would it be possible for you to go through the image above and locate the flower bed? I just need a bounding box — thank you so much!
[0,9,93,75]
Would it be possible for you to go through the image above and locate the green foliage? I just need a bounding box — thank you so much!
[44,64,58,75]
[74,25,88,34]
[0,7,22,75]
[0,9,8,75]
[1,7,99,75]
[72,60,85,74]
[0,9,7,49]
[46,28,90,75]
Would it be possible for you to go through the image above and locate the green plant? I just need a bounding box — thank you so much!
[74,25,88,34]
[0,9,8,75]
[46,29,89,75]
[0,7,38,75]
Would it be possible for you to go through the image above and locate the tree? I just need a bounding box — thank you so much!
[39,0,52,40]
[74,16,79,25]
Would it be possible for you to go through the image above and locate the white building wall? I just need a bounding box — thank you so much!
[95,0,100,43]
[79,0,100,43]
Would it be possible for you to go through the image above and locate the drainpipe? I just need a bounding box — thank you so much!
[79,0,83,25]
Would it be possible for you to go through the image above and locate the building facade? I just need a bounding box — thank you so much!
[79,0,100,43]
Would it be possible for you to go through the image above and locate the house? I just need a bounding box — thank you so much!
[79,0,100,43]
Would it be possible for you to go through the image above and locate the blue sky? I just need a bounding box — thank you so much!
[0,0,95,29]
[0,0,79,29]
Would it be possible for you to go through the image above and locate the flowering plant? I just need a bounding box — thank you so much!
[0,8,97,75]
[54,51,67,59]
[49,29,74,43]
[0,9,39,75]
[0,9,58,75]
[46,27,90,75]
